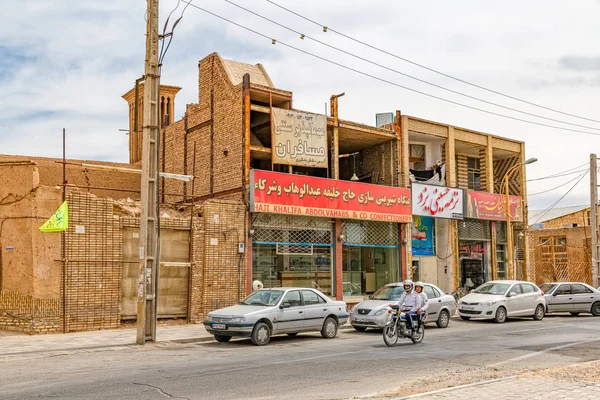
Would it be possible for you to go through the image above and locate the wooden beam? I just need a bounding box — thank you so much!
[250,103,270,114]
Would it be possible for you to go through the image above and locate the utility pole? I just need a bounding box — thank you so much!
[590,154,599,288]
[137,0,161,345]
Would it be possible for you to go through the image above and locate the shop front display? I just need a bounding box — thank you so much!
[250,169,412,298]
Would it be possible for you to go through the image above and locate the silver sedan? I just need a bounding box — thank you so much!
[349,282,457,330]
[204,287,348,345]
[540,282,600,316]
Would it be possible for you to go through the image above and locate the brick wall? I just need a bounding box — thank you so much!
[163,119,186,203]
[457,154,469,189]
[0,291,61,334]
[540,208,591,229]
[479,148,487,191]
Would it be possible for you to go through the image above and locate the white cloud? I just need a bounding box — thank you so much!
[1,0,599,209]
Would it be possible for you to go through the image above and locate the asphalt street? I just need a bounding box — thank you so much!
[1,315,600,400]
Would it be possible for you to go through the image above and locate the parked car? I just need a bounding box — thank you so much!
[539,282,600,316]
[204,287,348,346]
[457,280,546,323]
[349,282,457,330]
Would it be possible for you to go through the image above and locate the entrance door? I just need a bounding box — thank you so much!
[460,259,485,290]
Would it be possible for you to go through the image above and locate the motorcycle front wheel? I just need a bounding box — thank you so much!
[410,324,425,344]
[383,323,399,347]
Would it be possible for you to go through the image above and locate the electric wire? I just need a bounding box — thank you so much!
[183,1,600,136]
[221,0,600,132]
[527,168,588,182]
[528,172,588,196]
[266,0,600,125]
[530,170,589,225]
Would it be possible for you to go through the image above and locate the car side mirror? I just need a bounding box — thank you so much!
[507,292,517,298]
[279,303,291,309]
[552,292,558,297]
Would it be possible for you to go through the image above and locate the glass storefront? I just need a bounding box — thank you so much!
[341,220,400,296]
[251,214,333,295]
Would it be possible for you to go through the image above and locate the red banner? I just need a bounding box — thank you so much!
[251,169,412,223]
[466,190,523,222]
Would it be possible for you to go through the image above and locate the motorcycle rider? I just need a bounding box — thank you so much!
[414,281,429,329]
[395,279,420,332]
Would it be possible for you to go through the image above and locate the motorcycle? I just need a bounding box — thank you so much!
[382,304,426,347]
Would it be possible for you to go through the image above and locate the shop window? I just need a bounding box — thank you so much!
[459,220,491,241]
[409,144,426,170]
[467,157,481,191]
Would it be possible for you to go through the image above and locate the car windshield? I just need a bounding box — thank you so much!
[372,286,405,300]
[240,290,284,306]
[539,283,557,294]
[472,283,511,295]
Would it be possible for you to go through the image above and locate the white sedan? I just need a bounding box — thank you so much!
[457,280,546,323]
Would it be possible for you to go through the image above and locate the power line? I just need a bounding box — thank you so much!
[266,0,600,125]
[221,0,600,132]
[183,1,600,137]
[527,168,588,182]
[530,171,589,225]
[528,172,588,196]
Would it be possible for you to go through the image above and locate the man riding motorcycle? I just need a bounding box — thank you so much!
[395,279,421,331]
[413,281,429,329]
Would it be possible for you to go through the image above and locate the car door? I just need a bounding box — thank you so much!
[549,284,573,312]
[519,283,538,315]
[423,285,440,319]
[276,290,304,332]
[505,284,524,316]
[571,284,595,312]
[300,290,327,329]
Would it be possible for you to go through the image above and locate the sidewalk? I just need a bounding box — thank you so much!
[0,323,213,361]
[392,360,600,400]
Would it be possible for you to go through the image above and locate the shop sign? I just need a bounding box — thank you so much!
[466,191,523,222]
[411,183,464,220]
[250,169,412,223]
[271,108,328,168]
[412,216,434,257]
[459,242,486,260]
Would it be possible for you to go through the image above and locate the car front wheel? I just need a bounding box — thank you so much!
[494,306,507,323]
[321,317,338,339]
[251,322,271,346]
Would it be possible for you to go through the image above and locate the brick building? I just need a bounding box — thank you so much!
[528,205,596,286]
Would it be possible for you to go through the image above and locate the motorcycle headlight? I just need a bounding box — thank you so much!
[374,309,386,316]
[230,317,246,322]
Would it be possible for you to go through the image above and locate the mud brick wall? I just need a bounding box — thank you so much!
[163,119,186,203]
[64,191,122,332]
[479,148,487,192]
[189,217,205,323]
[198,200,246,319]
[196,54,244,196]
[0,291,61,334]
[360,142,395,186]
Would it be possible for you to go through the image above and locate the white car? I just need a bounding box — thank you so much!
[457,280,546,323]
[204,288,348,345]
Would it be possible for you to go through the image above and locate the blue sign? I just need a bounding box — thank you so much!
[412,216,434,257]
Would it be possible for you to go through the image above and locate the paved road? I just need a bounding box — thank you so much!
[1,315,600,400]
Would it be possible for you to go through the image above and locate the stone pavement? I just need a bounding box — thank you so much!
[393,361,600,400]
[0,323,213,361]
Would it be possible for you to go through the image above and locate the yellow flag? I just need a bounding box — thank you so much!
[39,201,69,232]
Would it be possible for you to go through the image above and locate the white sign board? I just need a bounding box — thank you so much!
[411,183,464,220]
[272,108,328,168]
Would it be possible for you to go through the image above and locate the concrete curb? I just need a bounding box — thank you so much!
[389,376,516,399]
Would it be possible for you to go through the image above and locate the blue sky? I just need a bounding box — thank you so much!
[1,0,599,210]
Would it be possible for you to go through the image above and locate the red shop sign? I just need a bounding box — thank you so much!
[466,191,523,222]
[250,169,412,223]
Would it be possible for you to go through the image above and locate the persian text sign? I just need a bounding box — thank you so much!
[271,108,328,168]
[251,170,412,223]
[412,183,464,220]
[466,191,523,222]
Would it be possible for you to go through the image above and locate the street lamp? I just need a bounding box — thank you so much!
[503,157,537,280]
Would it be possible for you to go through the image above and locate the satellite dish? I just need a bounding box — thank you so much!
[252,280,264,291]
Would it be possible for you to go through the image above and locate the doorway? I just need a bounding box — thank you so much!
[460,258,484,290]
